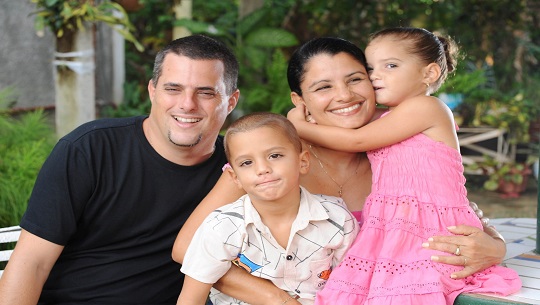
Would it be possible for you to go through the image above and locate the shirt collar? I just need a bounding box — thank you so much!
[243,186,330,232]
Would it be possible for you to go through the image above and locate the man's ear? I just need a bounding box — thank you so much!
[299,150,310,175]
[423,63,442,85]
[227,89,240,114]
[147,80,155,104]
[226,167,244,190]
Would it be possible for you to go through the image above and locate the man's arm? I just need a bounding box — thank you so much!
[0,230,63,305]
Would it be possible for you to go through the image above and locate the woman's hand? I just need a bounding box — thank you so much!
[422,225,506,279]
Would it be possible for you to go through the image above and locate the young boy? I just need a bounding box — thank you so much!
[177,112,359,305]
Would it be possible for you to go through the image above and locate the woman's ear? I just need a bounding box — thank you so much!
[423,63,442,84]
[290,92,305,107]
[291,92,312,119]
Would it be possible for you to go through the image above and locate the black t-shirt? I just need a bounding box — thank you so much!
[20,116,227,304]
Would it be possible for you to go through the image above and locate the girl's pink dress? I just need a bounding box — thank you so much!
[315,129,521,305]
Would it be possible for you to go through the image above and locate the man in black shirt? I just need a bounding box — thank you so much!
[0,35,239,305]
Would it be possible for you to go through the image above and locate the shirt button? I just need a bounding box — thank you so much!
[286,255,293,260]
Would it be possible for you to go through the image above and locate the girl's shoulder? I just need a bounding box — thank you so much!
[398,95,452,116]
[402,95,447,108]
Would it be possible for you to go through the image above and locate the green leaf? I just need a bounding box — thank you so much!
[244,28,298,48]
[243,46,267,70]
[94,15,120,24]
[484,180,498,191]
[61,1,73,18]
[511,174,523,184]
[45,0,59,7]
[114,28,145,52]
[34,15,45,33]
[237,8,267,37]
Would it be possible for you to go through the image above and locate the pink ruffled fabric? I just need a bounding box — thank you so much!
[315,131,521,305]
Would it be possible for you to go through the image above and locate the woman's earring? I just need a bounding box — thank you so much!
[304,106,314,123]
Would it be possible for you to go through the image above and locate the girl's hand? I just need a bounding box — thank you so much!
[287,103,306,123]
[287,103,316,125]
[422,225,506,279]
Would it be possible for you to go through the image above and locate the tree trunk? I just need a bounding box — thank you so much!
[173,0,192,39]
[54,24,96,138]
[239,0,264,18]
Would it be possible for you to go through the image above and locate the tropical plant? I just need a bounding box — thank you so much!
[472,92,535,144]
[99,0,539,123]
[0,110,56,227]
[100,0,175,118]
[438,67,487,97]
[0,87,18,110]
[31,0,143,51]
[174,2,298,115]
[467,155,537,197]
[101,80,151,117]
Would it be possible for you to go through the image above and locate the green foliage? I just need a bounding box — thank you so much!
[101,0,175,118]
[437,62,498,125]
[0,87,18,110]
[467,155,536,192]
[241,50,292,114]
[439,68,487,96]
[103,0,539,124]
[127,0,175,51]
[101,80,151,117]
[0,110,56,227]
[174,1,298,115]
[31,0,143,51]
[472,92,535,144]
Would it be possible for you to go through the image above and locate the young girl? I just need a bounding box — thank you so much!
[288,27,521,304]
[177,112,358,305]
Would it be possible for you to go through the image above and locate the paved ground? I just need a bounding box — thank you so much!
[466,176,538,219]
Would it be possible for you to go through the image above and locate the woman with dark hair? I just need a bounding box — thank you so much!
[288,29,519,305]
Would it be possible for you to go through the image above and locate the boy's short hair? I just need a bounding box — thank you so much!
[224,112,302,160]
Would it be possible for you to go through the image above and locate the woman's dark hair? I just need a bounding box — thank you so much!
[287,37,367,96]
[369,27,459,94]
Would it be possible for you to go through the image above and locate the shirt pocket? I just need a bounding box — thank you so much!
[310,254,333,291]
